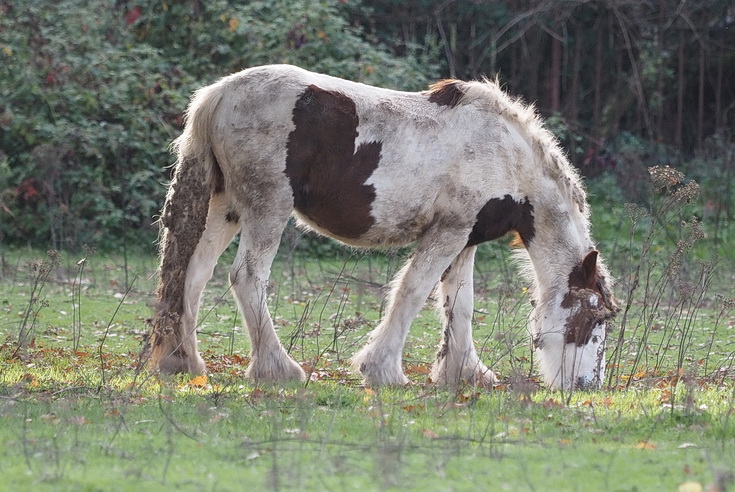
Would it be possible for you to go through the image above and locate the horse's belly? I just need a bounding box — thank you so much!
[292,202,432,249]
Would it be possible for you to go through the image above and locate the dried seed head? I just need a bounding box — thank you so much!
[624,203,647,223]
[715,294,734,310]
[649,165,685,191]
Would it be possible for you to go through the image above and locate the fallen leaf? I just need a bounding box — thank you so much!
[423,429,438,439]
[542,399,564,409]
[405,364,429,375]
[188,375,208,387]
[70,416,90,426]
[659,389,672,404]
[635,441,656,450]
[458,391,480,403]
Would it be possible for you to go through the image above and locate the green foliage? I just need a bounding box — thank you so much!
[131,0,436,87]
[0,0,436,250]
[1,0,188,249]
[685,133,735,250]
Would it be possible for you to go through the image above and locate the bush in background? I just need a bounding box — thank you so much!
[0,0,436,251]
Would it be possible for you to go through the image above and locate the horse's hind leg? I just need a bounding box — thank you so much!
[153,193,240,374]
[429,246,497,388]
[230,211,305,383]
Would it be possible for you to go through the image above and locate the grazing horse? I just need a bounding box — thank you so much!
[147,64,618,390]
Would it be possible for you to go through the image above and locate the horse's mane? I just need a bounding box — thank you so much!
[428,77,597,292]
[427,78,588,217]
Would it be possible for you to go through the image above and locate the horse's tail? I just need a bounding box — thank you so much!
[146,81,225,372]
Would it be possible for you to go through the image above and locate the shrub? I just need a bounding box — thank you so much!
[1,1,189,249]
[0,0,436,251]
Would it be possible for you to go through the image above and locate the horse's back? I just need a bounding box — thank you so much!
[205,65,509,248]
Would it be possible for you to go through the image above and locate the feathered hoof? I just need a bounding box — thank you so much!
[245,353,306,383]
[428,359,498,389]
[352,350,409,387]
[152,349,207,376]
[361,369,410,387]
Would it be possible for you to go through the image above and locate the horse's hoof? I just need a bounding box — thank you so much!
[246,356,306,383]
[152,350,206,376]
[356,362,410,387]
[429,361,497,389]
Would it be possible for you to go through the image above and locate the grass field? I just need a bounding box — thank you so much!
[2,167,734,491]
[1,230,734,492]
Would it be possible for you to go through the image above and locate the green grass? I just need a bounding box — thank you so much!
[1,379,734,491]
[1,243,734,491]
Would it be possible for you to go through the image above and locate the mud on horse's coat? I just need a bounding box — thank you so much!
[148,64,618,390]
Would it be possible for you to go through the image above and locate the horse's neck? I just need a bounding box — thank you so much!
[523,192,591,296]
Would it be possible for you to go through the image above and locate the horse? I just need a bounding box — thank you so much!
[147,64,618,391]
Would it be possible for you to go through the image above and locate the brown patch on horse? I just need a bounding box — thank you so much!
[562,251,619,346]
[285,84,380,238]
[466,195,535,247]
[565,251,599,293]
[427,79,469,108]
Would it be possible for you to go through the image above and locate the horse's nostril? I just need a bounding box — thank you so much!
[576,375,602,390]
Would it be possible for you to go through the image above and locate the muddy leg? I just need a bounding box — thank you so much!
[151,193,240,374]
[429,246,497,388]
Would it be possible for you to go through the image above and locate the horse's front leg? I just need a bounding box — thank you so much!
[352,229,470,386]
[429,246,497,388]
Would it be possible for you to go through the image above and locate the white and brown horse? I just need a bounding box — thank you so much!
[148,64,617,390]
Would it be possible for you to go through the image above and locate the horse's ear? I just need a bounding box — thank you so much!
[580,250,599,288]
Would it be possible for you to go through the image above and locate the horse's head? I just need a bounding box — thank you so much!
[531,250,619,390]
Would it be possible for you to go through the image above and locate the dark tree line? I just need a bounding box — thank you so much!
[353,0,734,160]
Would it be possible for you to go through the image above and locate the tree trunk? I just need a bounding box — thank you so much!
[593,22,603,141]
[715,40,723,131]
[676,29,685,149]
[549,19,561,113]
[568,22,581,126]
[698,23,707,149]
